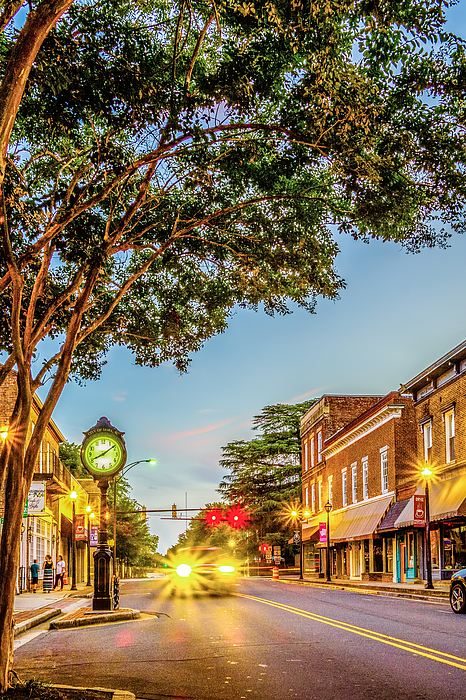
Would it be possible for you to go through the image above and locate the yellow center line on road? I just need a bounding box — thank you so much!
[237,593,466,671]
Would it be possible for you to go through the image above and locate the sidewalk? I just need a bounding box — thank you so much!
[277,573,451,601]
[14,581,140,634]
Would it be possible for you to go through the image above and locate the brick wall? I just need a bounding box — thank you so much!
[413,373,466,471]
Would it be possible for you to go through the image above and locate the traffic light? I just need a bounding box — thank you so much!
[204,508,223,527]
[260,543,269,553]
[225,504,249,529]
[172,504,177,519]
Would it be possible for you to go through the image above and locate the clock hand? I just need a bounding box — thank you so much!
[96,445,116,458]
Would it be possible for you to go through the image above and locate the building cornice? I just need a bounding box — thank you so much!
[322,404,404,459]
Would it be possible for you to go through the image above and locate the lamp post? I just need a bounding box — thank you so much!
[113,459,156,576]
[325,500,332,582]
[86,506,95,587]
[70,490,78,591]
[422,466,434,590]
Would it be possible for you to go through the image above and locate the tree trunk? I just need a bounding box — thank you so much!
[0,437,32,692]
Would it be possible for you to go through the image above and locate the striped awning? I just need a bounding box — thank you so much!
[330,495,393,542]
[395,476,466,528]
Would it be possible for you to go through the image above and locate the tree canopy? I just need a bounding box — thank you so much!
[0,0,466,690]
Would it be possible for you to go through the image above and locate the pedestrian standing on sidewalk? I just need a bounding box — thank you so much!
[42,554,54,592]
[53,555,66,590]
[30,560,40,593]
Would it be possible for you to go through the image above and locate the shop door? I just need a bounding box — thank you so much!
[351,543,361,578]
[400,542,406,583]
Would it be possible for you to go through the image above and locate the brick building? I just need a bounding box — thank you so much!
[300,395,382,575]
[301,392,417,581]
[402,340,466,581]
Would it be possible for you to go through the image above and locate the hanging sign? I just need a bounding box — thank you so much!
[27,483,46,513]
[413,495,426,526]
[90,525,99,546]
[319,522,327,543]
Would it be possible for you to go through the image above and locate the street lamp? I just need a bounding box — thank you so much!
[86,506,95,586]
[422,466,434,590]
[70,490,78,591]
[299,508,311,580]
[325,501,332,582]
[113,459,156,576]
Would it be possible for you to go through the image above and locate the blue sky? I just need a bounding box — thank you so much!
[45,2,466,554]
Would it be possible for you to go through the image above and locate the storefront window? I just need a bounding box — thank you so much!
[407,532,414,569]
[430,528,439,569]
[364,540,370,572]
[373,538,383,572]
[444,525,466,570]
[385,538,394,573]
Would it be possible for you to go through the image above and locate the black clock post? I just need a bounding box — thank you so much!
[81,417,127,611]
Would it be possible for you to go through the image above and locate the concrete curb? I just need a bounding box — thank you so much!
[14,608,62,637]
[51,684,135,699]
[276,577,450,601]
[50,609,141,629]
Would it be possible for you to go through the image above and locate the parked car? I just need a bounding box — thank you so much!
[450,568,466,613]
[168,546,239,596]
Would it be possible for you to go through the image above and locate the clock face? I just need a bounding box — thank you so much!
[82,431,126,477]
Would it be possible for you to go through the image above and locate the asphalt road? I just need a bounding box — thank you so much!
[13,577,466,700]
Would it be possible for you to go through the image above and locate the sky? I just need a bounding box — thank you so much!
[41,2,466,554]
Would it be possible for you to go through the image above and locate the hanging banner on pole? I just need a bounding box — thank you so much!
[319,522,327,543]
[75,513,86,541]
[414,495,426,526]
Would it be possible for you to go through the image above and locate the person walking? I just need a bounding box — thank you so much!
[29,560,40,593]
[42,554,54,592]
[53,555,66,590]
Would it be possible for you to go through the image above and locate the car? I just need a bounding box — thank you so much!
[167,546,239,596]
[450,568,466,613]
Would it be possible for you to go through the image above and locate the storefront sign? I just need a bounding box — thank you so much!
[444,539,452,551]
[319,522,327,543]
[413,495,426,526]
[75,513,87,541]
[273,546,281,556]
[27,482,45,513]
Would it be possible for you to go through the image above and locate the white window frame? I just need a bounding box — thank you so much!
[380,449,388,493]
[317,431,322,462]
[422,420,432,463]
[342,469,347,507]
[362,458,368,501]
[328,475,333,505]
[318,480,323,511]
[445,409,455,463]
[304,442,308,472]
[305,486,309,507]
[311,483,316,512]
[351,463,357,504]
[310,437,315,467]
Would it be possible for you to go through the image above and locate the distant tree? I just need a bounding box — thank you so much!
[218,400,317,536]
[109,477,159,569]
[58,441,86,478]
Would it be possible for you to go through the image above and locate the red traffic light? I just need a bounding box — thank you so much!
[225,504,249,529]
[204,508,223,528]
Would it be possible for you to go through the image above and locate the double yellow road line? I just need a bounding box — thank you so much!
[238,593,466,671]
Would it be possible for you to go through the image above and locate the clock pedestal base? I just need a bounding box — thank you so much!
[93,546,113,611]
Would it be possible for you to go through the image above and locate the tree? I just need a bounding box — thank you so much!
[58,441,86,478]
[109,478,159,569]
[0,0,464,689]
[218,400,317,537]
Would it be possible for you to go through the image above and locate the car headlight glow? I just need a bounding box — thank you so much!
[176,564,192,577]
[218,565,235,573]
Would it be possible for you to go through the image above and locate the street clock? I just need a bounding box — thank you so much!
[81,417,127,479]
